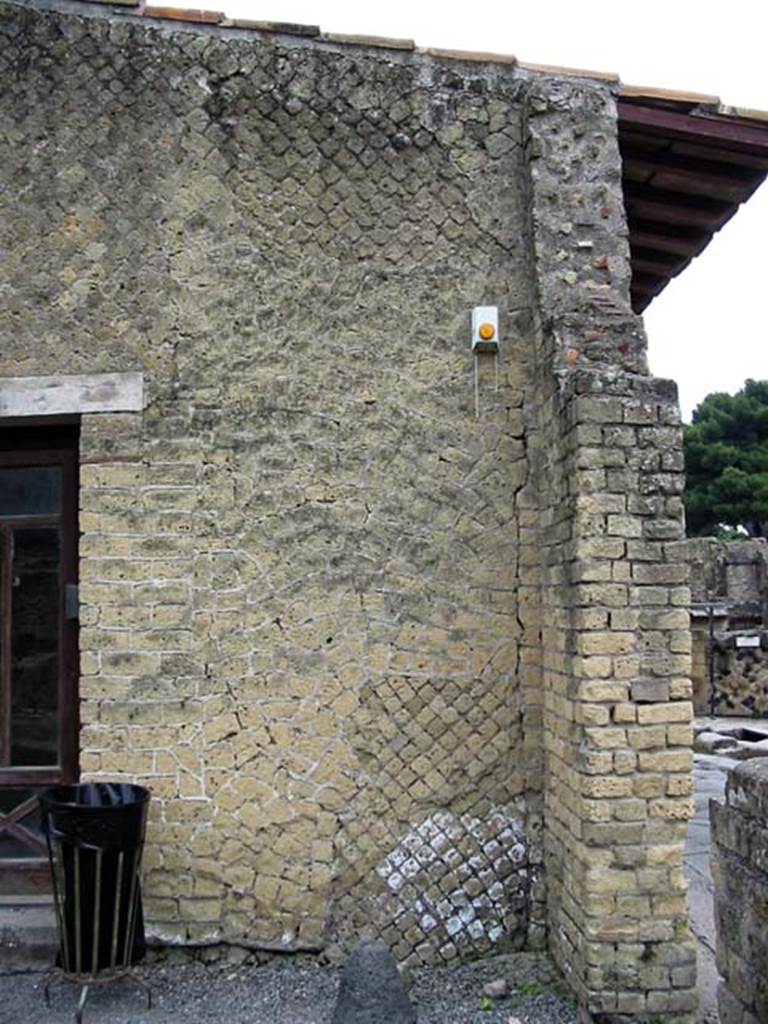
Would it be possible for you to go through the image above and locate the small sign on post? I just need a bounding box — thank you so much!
[736,636,761,649]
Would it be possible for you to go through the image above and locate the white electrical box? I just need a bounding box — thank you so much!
[471,306,499,353]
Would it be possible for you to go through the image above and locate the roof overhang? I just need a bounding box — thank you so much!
[618,90,768,313]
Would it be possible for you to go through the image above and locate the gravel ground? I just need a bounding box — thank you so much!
[0,951,577,1024]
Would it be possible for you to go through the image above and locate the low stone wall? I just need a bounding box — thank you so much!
[710,759,768,1023]
[710,632,768,716]
[684,538,768,715]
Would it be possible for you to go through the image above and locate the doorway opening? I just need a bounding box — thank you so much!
[0,425,79,895]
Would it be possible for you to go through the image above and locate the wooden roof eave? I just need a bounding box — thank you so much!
[617,95,768,313]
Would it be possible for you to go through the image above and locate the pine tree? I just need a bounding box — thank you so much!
[684,379,768,537]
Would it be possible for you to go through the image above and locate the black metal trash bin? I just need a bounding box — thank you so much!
[39,783,150,978]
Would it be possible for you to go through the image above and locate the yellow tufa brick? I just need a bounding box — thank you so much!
[667,724,693,746]
[585,727,628,749]
[578,704,612,726]
[577,632,636,656]
[638,750,693,773]
[612,702,637,723]
[669,677,693,700]
[581,776,634,799]
[627,726,666,750]
[649,797,695,820]
[636,701,693,725]
[666,775,694,797]
[647,844,683,867]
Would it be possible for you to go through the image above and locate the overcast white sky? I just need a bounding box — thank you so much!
[223,0,768,421]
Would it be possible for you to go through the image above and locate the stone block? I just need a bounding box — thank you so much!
[332,941,417,1024]
[630,680,670,703]
[638,750,693,773]
[636,701,692,725]
[726,760,768,823]
[627,726,667,750]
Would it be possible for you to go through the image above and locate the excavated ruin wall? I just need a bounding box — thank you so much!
[1,2,697,1016]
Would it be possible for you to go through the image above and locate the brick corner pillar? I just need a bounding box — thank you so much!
[523,72,697,1022]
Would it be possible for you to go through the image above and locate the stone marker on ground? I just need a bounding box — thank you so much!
[331,941,417,1024]
[482,977,508,999]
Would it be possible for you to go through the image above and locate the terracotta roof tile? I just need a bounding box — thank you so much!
[417,47,516,66]
[518,60,619,82]
[142,5,224,24]
[621,83,721,106]
[220,19,320,37]
[320,32,414,51]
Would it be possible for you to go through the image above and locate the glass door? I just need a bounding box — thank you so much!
[0,428,79,894]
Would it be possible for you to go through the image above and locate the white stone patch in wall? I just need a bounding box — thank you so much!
[402,858,420,878]
[375,805,530,960]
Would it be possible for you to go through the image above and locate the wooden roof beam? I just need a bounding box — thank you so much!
[618,100,768,157]
[631,254,690,279]
[623,183,733,230]
[624,197,730,230]
[628,221,711,258]
[669,141,768,172]
[620,149,765,202]
[631,274,667,297]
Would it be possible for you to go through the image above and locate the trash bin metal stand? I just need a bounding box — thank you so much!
[43,965,152,1024]
[111,849,123,970]
[48,825,71,972]
[92,848,102,976]
[40,782,152,1023]
[43,841,152,1023]
[123,848,143,966]
[74,846,82,975]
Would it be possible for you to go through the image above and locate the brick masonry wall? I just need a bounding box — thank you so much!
[711,760,768,1024]
[0,0,698,1014]
[524,78,698,1021]
[2,0,538,966]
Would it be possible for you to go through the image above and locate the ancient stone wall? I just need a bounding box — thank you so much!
[684,538,768,715]
[524,79,697,1019]
[0,0,699,1016]
[708,634,768,716]
[2,0,536,965]
[686,538,768,611]
[711,759,768,1023]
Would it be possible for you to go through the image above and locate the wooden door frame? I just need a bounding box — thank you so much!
[0,426,79,892]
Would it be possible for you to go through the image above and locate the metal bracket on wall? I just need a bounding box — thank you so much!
[65,583,79,621]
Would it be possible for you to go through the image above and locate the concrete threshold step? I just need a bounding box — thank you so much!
[0,902,57,973]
